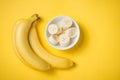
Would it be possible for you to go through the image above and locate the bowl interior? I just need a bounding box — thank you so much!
[46,16,80,50]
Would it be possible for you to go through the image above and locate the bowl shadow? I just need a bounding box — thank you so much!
[64,22,90,55]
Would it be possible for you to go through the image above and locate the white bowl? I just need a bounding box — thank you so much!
[45,16,80,50]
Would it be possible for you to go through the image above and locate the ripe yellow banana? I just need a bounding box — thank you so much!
[12,14,50,71]
[29,19,75,69]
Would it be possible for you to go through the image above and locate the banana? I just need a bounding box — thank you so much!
[29,21,75,69]
[59,34,70,47]
[48,24,62,34]
[12,14,50,71]
[57,17,73,30]
[65,27,77,38]
[48,35,58,45]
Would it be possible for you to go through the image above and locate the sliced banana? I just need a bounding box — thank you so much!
[57,21,66,30]
[59,34,70,47]
[57,17,73,30]
[48,35,58,45]
[48,24,62,34]
[56,24,62,34]
[65,27,77,38]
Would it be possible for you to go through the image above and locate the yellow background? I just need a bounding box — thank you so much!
[0,0,120,80]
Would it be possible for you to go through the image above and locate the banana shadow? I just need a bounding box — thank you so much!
[34,65,76,76]
[34,67,57,75]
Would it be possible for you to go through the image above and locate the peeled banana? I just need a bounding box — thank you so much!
[57,17,73,30]
[48,35,59,45]
[48,24,62,34]
[59,34,70,47]
[65,27,77,38]
[47,16,78,47]
[12,14,51,71]
[29,20,75,69]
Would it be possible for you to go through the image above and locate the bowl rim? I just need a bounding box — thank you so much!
[45,16,80,50]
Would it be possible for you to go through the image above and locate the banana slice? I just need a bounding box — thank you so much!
[65,27,77,38]
[48,35,58,45]
[57,21,66,30]
[56,25,62,34]
[57,17,73,30]
[59,34,70,47]
[48,24,61,34]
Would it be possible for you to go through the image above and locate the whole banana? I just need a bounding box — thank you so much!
[29,18,75,69]
[12,14,51,71]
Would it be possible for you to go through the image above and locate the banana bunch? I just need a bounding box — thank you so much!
[12,14,75,71]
